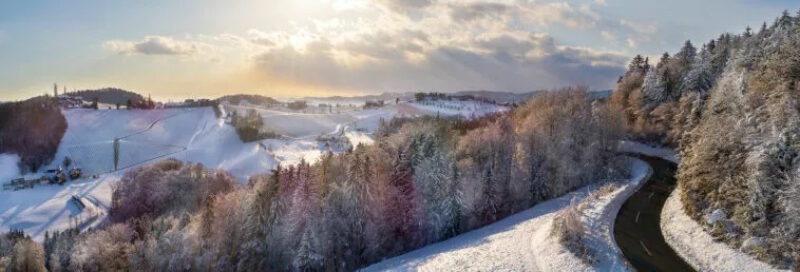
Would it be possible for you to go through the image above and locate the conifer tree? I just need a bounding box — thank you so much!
[682,45,714,95]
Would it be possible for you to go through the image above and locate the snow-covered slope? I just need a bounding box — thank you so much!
[1,101,507,242]
[0,154,20,183]
[617,140,679,164]
[41,108,280,180]
[661,190,787,272]
[1,174,115,238]
[362,157,649,272]
[1,107,357,240]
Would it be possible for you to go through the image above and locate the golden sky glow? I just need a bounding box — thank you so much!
[0,0,796,101]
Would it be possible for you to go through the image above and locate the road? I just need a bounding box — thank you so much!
[614,155,695,272]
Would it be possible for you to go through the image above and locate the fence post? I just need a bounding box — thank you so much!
[113,138,120,171]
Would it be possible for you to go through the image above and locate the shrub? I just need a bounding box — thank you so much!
[551,198,594,264]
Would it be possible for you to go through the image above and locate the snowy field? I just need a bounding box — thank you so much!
[0,154,20,184]
[1,99,505,241]
[408,100,508,119]
[223,100,503,138]
[363,157,650,272]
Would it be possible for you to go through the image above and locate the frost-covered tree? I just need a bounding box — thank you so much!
[642,68,668,104]
[675,40,698,70]
[7,239,47,272]
[711,34,732,77]
[673,11,800,267]
[414,143,458,242]
[681,46,714,95]
[383,149,423,254]
[292,228,323,271]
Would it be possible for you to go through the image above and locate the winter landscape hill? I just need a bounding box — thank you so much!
[3,3,800,272]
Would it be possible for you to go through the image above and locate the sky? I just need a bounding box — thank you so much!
[0,0,798,101]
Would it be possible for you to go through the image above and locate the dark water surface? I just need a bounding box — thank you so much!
[613,156,695,272]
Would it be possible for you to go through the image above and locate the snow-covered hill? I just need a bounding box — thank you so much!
[1,100,506,241]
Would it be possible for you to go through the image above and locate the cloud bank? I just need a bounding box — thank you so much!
[103,36,209,56]
[102,0,634,93]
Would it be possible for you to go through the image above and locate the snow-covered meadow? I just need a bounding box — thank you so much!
[1,99,505,241]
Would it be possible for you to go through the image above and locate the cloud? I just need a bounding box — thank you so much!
[594,0,607,6]
[249,28,627,92]
[377,0,434,13]
[103,36,209,56]
[626,37,637,48]
[619,19,657,34]
[99,0,629,93]
[517,2,597,29]
[600,31,615,42]
[449,2,510,23]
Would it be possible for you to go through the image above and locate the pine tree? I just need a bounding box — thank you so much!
[478,157,499,224]
[201,194,215,241]
[627,54,647,75]
[675,40,698,73]
[292,228,322,271]
[711,34,731,77]
[384,150,422,253]
[414,143,455,242]
[642,68,668,104]
[658,52,670,69]
[778,10,792,27]
[682,45,714,95]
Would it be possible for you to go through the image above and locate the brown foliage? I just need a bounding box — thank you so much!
[110,159,236,223]
[0,96,67,172]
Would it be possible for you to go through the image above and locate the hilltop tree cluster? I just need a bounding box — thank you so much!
[231,109,281,142]
[611,10,800,268]
[1,87,625,271]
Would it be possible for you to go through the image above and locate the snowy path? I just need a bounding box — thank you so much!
[363,158,650,272]
[533,158,650,272]
[362,185,571,272]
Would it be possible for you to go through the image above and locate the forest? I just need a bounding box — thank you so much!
[0,96,67,173]
[609,10,800,268]
[67,88,145,106]
[0,87,625,271]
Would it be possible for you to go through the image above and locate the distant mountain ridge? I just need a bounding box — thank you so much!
[216,94,280,105]
[302,89,610,104]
